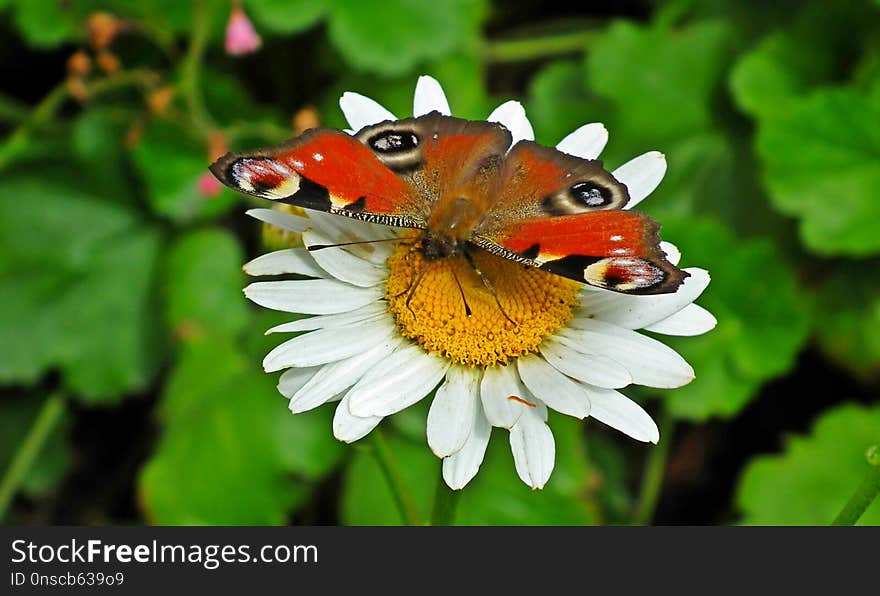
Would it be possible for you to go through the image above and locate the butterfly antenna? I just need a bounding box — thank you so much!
[463,250,516,326]
[307,237,404,251]
[451,267,472,318]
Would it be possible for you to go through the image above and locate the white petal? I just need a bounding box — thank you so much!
[289,336,402,413]
[413,75,451,116]
[509,409,555,489]
[539,339,632,389]
[303,212,398,265]
[516,353,591,419]
[556,123,608,159]
[487,100,534,146]
[339,91,396,132]
[277,366,321,398]
[266,302,388,333]
[443,408,491,490]
[243,248,328,278]
[558,319,695,388]
[577,383,659,443]
[479,364,530,429]
[427,366,480,457]
[246,208,309,233]
[301,229,386,287]
[347,345,450,417]
[579,268,710,330]
[615,151,667,209]
[333,394,382,443]
[262,318,395,371]
[644,304,717,336]
[660,241,681,266]
[244,279,382,314]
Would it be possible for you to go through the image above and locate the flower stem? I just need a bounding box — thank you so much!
[0,82,67,170]
[831,445,880,526]
[430,473,460,526]
[0,393,66,522]
[632,407,674,525]
[179,0,215,137]
[370,428,421,526]
[484,29,599,63]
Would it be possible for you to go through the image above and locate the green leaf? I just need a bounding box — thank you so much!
[12,0,81,48]
[0,178,164,402]
[55,229,164,401]
[729,31,832,119]
[342,415,595,525]
[140,334,342,524]
[130,121,238,223]
[756,87,880,256]
[165,229,249,339]
[71,108,137,205]
[0,394,71,498]
[585,20,733,146]
[327,0,486,76]
[341,429,435,525]
[737,403,880,525]
[652,218,810,420]
[814,262,880,379]
[527,60,607,147]
[245,0,327,34]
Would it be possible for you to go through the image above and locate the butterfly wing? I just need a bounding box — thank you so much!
[210,113,511,231]
[472,142,687,295]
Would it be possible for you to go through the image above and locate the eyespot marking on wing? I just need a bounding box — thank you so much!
[357,124,424,173]
[583,257,667,292]
[227,157,302,200]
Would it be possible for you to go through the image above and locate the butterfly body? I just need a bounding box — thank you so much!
[211,112,687,295]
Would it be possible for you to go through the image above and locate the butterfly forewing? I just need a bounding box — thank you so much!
[473,142,687,295]
[210,128,425,228]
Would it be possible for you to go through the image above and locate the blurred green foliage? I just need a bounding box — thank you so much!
[0,0,878,526]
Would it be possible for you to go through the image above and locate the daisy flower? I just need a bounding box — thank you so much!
[242,76,716,490]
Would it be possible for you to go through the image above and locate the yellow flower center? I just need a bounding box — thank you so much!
[385,237,582,366]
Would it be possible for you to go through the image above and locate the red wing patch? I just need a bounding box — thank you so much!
[210,129,422,227]
[473,210,688,295]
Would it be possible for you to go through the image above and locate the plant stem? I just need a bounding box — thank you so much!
[370,428,421,526]
[484,29,599,63]
[430,473,460,526]
[831,445,880,526]
[0,393,66,522]
[0,83,67,170]
[179,0,215,137]
[0,68,160,171]
[632,407,674,525]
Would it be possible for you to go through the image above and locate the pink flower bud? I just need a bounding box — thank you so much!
[225,5,262,56]
[197,172,223,198]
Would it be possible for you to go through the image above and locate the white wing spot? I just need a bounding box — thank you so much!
[313,153,324,162]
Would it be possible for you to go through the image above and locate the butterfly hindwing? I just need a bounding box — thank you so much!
[473,142,687,295]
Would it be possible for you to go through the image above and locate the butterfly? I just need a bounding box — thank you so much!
[210,112,687,295]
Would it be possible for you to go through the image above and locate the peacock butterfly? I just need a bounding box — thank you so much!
[209,112,688,295]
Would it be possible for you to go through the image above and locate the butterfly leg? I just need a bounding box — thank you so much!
[462,249,517,326]
[403,263,431,319]
[392,243,423,299]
